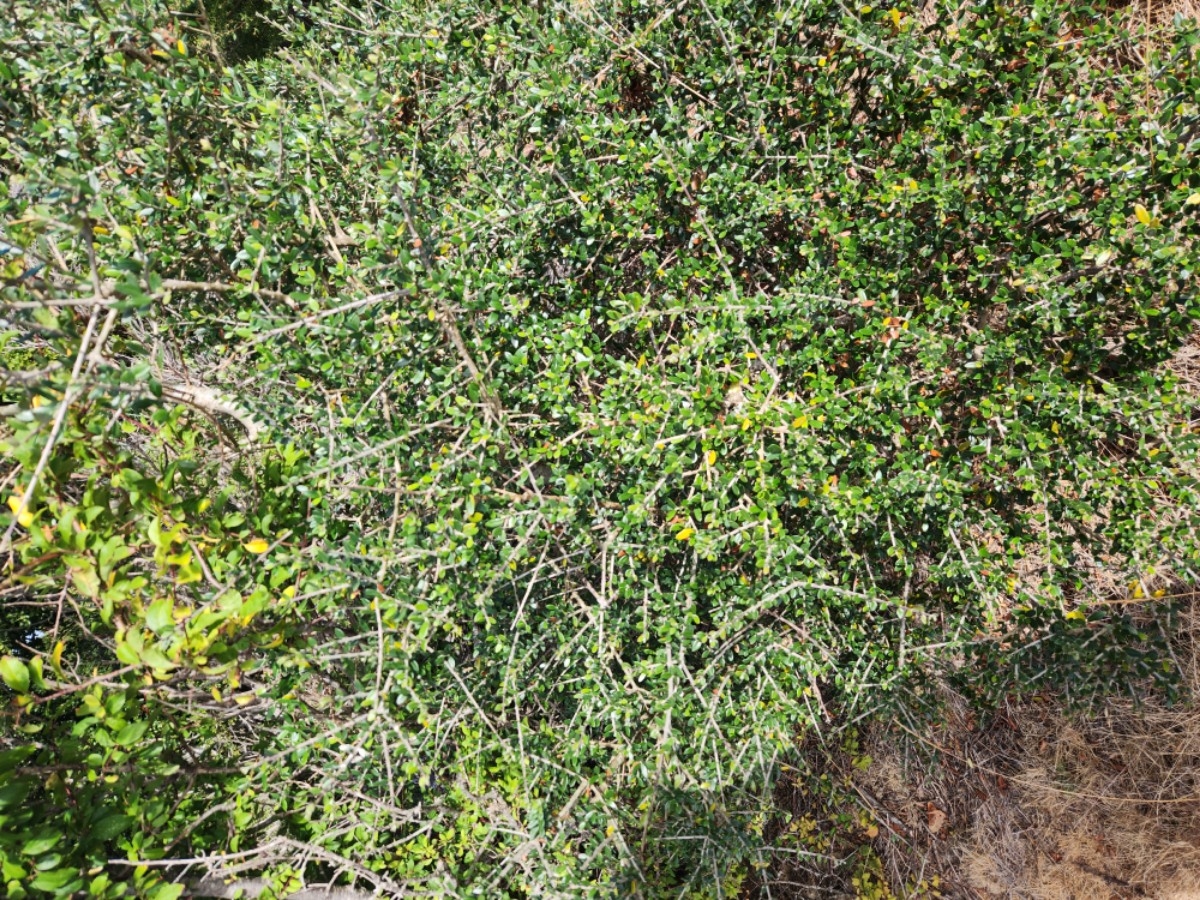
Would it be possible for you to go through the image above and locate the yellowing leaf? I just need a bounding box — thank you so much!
[793,415,808,429]
[889,7,902,27]
[675,527,695,541]
[244,539,270,554]
[705,450,717,466]
[1186,193,1200,206]
[427,307,437,321]
[177,38,187,55]
[1134,203,1152,225]
[7,495,34,528]
[1064,609,1086,621]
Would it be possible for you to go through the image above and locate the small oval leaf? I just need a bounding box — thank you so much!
[0,657,30,694]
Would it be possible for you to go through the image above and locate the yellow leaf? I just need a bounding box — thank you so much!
[889,7,902,27]
[675,527,695,541]
[177,38,187,55]
[705,450,717,466]
[1065,609,1086,621]
[244,538,270,554]
[1134,203,1152,225]
[7,494,34,529]
[1051,421,1059,434]
[211,686,222,702]
[865,824,880,839]
[233,692,255,706]
[1187,193,1200,206]
[427,307,437,321]
[51,640,65,676]
[793,415,808,428]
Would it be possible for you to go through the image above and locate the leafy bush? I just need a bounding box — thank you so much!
[2,0,1199,895]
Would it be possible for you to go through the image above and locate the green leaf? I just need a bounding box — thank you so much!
[29,868,74,891]
[20,834,60,856]
[70,566,101,600]
[89,813,133,842]
[0,780,32,809]
[114,720,148,747]
[0,746,36,775]
[27,658,45,691]
[140,646,176,673]
[146,597,174,634]
[0,657,30,694]
[114,639,140,666]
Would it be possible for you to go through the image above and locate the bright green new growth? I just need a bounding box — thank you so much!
[1,0,1199,895]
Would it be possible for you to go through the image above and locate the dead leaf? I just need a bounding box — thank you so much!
[925,803,948,835]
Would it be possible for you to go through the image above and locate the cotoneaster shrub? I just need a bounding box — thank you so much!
[2,0,1199,895]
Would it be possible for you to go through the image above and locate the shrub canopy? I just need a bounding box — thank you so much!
[2,0,1199,895]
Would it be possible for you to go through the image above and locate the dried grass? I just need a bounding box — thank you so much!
[844,591,1200,900]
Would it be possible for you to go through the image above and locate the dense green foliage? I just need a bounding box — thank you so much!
[2,0,1199,895]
